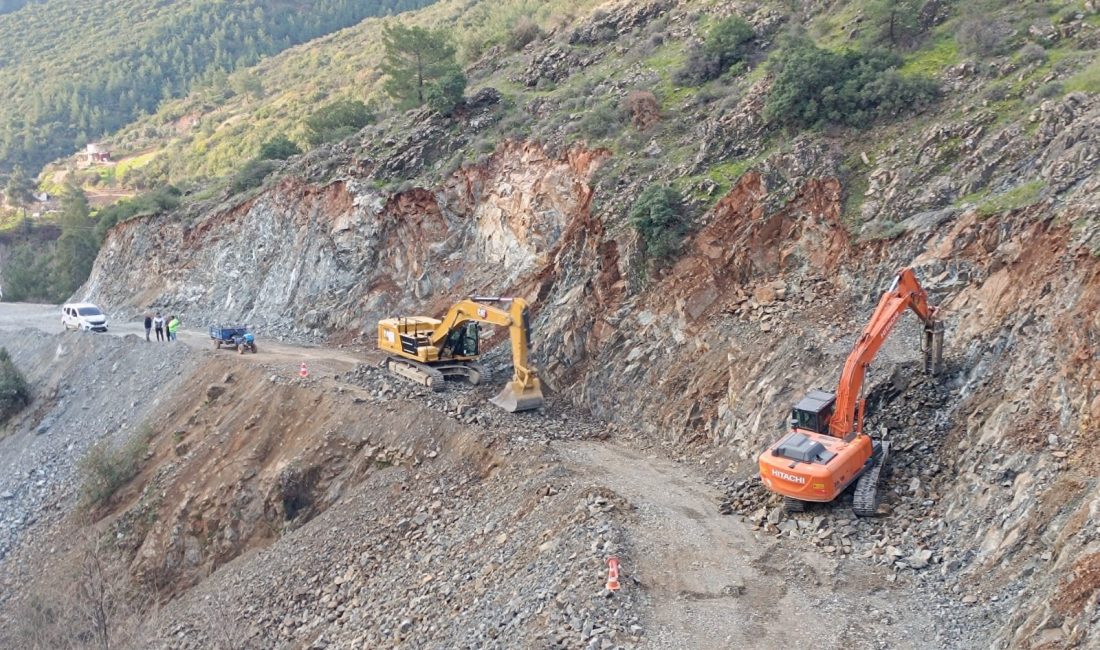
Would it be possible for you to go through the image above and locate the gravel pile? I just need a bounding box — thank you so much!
[145,436,643,650]
[337,362,614,443]
[0,331,198,587]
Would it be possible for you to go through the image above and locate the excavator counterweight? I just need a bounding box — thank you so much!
[758,268,943,515]
[377,297,544,413]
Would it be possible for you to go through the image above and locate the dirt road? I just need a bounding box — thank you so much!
[0,302,955,649]
[0,302,365,369]
[559,441,945,650]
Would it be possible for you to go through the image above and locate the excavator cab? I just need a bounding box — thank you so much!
[789,390,836,435]
[442,322,479,358]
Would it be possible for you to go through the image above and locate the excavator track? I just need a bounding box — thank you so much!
[383,357,446,392]
[783,496,806,513]
[383,357,486,392]
[852,440,890,517]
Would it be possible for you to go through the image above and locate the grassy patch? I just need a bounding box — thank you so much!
[1064,58,1100,93]
[860,219,907,241]
[973,180,1045,217]
[645,42,687,74]
[900,36,960,76]
[811,2,863,51]
[841,174,870,230]
[79,425,155,508]
[648,42,695,105]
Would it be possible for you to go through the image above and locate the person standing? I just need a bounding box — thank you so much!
[168,315,180,341]
[153,312,165,342]
[144,313,152,341]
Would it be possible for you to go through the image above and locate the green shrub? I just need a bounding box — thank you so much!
[230,159,277,194]
[629,184,687,259]
[0,348,30,426]
[704,15,756,64]
[257,134,301,160]
[984,82,1011,102]
[94,186,182,241]
[674,16,755,86]
[425,69,468,116]
[79,426,154,507]
[1035,81,1064,99]
[1017,42,1047,65]
[764,39,939,129]
[956,16,1014,57]
[303,99,374,146]
[507,16,542,51]
[576,102,624,141]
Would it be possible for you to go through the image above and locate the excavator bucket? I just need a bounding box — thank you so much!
[490,380,545,413]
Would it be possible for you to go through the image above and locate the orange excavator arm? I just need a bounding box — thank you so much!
[827,268,940,438]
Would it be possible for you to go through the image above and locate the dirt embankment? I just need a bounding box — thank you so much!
[0,324,996,650]
[76,126,1100,647]
[0,330,649,649]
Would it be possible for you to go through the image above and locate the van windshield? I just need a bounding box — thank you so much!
[77,307,103,316]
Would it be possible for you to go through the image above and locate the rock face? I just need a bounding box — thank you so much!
[85,141,608,340]
[77,3,1100,647]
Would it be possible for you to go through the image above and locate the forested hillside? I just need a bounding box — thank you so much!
[96,0,604,186]
[0,0,435,175]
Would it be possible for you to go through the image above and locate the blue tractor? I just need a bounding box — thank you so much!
[209,325,257,354]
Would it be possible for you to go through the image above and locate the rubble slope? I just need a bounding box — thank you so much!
[44,0,1100,647]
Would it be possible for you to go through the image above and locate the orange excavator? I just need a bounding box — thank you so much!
[758,268,944,516]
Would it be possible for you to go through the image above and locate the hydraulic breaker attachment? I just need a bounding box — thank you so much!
[924,320,944,375]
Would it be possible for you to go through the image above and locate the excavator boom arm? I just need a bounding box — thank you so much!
[429,297,542,411]
[828,269,938,438]
[428,299,516,345]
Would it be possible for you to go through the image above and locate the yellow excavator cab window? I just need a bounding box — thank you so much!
[442,322,479,358]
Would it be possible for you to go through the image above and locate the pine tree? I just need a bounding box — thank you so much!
[4,165,33,208]
[865,0,923,48]
[50,182,98,300]
[380,22,466,112]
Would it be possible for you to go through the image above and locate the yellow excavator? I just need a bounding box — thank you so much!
[377,297,545,412]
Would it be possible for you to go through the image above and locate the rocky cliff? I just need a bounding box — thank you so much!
[75,0,1100,646]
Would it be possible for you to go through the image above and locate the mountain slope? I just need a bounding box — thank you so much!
[78,0,1100,645]
[0,0,436,174]
[80,0,604,187]
[3,0,1100,648]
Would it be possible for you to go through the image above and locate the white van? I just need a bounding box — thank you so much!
[62,303,108,332]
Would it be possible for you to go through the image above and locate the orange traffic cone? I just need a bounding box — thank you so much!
[606,556,621,591]
[299,362,309,378]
